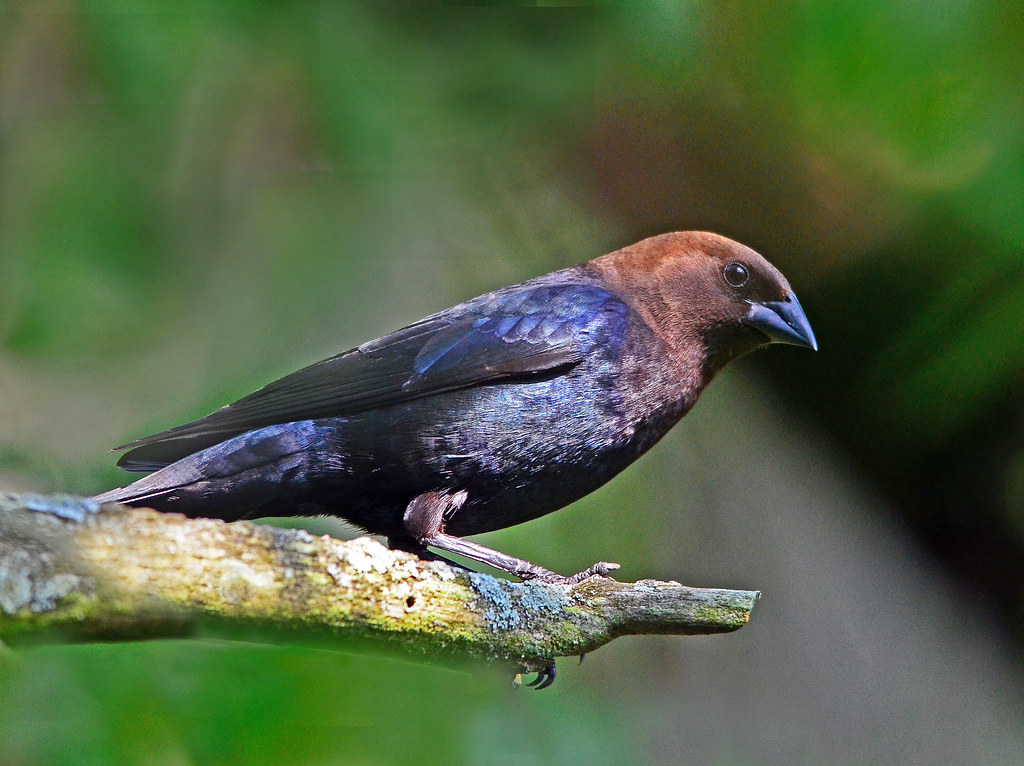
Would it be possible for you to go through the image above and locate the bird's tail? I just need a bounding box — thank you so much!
[92,463,257,521]
[93,481,174,507]
[93,421,321,521]
[93,466,197,508]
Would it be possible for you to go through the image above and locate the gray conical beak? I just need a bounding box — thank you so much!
[742,292,818,351]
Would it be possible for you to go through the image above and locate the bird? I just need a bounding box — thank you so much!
[96,231,816,588]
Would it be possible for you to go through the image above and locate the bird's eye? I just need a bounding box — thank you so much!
[723,262,749,288]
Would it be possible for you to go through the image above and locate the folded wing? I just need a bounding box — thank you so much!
[116,282,628,470]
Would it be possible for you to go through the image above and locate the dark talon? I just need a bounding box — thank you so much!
[520,561,621,585]
[534,664,556,690]
[567,561,620,584]
[526,663,556,689]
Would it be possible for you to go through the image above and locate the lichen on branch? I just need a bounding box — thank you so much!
[0,493,758,676]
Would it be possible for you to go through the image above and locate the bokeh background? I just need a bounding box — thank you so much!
[2,2,1024,764]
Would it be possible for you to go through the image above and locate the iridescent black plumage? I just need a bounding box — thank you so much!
[97,232,815,580]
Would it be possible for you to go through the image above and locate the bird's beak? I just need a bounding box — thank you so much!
[742,292,818,351]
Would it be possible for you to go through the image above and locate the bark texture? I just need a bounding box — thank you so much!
[0,494,758,675]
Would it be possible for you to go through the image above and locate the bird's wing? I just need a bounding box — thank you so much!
[116,281,628,470]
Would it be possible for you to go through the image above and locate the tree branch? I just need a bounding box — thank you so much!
[0,493,758,677]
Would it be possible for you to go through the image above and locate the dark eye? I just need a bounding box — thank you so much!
[723,262,749,288]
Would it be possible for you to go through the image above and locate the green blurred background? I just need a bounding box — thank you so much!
[2,2,1024,764]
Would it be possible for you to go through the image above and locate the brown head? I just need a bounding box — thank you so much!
[590,231,816,379]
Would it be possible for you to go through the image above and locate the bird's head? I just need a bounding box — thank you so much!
[592,231,816,377]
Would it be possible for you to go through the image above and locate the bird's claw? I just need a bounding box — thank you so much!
[523,662,556,690]
[568,561,620,584]
[520,560,620,585]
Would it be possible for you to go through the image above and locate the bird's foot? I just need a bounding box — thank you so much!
[404,493,619,585]
[527,663,556,689]
[520,560,620,585]
[387,536,475,574]
[514,661,557,690]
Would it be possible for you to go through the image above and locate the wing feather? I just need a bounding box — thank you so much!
[116,281,627,470]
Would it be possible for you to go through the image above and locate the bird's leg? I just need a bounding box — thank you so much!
[402,491,620,584]
[385,535,459,566]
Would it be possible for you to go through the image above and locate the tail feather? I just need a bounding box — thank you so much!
[93,483,180,506]
[94,421,327,521]
[93,459,207,507]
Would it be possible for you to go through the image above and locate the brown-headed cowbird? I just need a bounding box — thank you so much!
[96,231,815,584]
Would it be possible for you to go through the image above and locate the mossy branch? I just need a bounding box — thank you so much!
[0,493,758,677]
